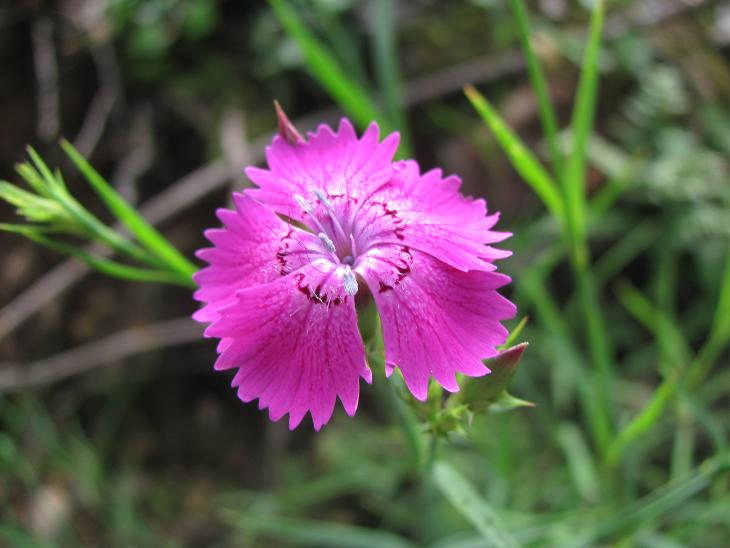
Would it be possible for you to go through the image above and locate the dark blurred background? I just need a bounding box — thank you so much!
[1,0,729,546]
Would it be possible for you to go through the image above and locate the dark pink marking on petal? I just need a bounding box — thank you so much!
[358,247,515,400]
[206,262,370,430]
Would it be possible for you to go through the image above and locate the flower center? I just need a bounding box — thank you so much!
[294,191,361,296]
[295,191,360,264]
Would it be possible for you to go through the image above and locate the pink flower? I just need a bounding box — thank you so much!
[193,116,516,430]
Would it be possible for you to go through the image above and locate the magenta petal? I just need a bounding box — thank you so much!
[206,261,371,430]
[245,119,399,222]
[357,246,516,400]
[193,193,323,323]
[354,161,510,271]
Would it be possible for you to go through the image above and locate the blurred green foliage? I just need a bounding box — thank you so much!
[1,0,730,546]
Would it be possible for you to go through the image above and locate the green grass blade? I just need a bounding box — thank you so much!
[557,423,600,502]
[268,0,390,133]
[224,512,416,548]
[508,0,563,180]
[569,452,730,546]
[312,0,370,91]
[519,264,612,451]
[60,139,197,280]
[606,373,679,467]
[464,85,564,223]
[0,182,65,225]
[15,161,52,197]
[372,0,412,157]
[615,280,692,368]
[501,315,529,349]
[26,146,64,193]
[691,249,730,383]
[432,461,519,548]
[28,169,158,267]
[563,0,605,263]
[593,221,658,287]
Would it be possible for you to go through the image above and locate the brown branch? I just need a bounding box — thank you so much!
[72,44,122,157]
[0,317,202,392]
[32,16,59,142]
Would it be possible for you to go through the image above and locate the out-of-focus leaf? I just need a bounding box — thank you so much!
[508,0,563,180]
[372,0,412,157]
[557,423,600,503]
[566,452,730,547]
[464,84,564,223]
[432,461,519,548]
[224,512,416,548]
[563,0,605,256]
[268,0,389,133]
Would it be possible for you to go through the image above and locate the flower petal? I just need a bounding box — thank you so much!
[206,260,371,430]
[193,193,324,323]
[354,160,510,272]
[245,119,399,224]
[357,246,516,400]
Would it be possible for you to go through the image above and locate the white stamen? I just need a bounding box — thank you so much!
[342,266,358,296]
[318,232,336,253]
[313,189,333,209]
[294,194,313,214]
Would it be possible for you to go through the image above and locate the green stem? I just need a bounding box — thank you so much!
[575,264,614,445]
[420,434,440,544]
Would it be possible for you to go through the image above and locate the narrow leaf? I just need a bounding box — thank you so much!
[464,84,564,223]
[606,373,679,467]
[268,0,389,133]
[26,146,62,192]
[568,452,730,547]
[372,0,412,157]
[508,0,563,179]
[4,225,192,287]
[557,423,600,502]
[501,316,529,349]
[563,0,605,255]
[225,512,416,548]
[15,162,52,197]
[60,139,197,279]
[432,461,519,548]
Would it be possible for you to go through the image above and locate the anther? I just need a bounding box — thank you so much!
[313,189,333,209]
[342,266,358,296]
[318,232,336,253]
[294,194,314,214]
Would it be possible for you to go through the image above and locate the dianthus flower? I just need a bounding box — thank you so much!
[193,111,515,430]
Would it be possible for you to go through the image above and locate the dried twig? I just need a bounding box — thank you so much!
[32,17,59,142]
[0,317,202,391]
[73,44,123,157]
[110,107,154,203]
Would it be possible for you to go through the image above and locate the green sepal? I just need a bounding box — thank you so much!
[448,342,529,413]
[486,390,536,413]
